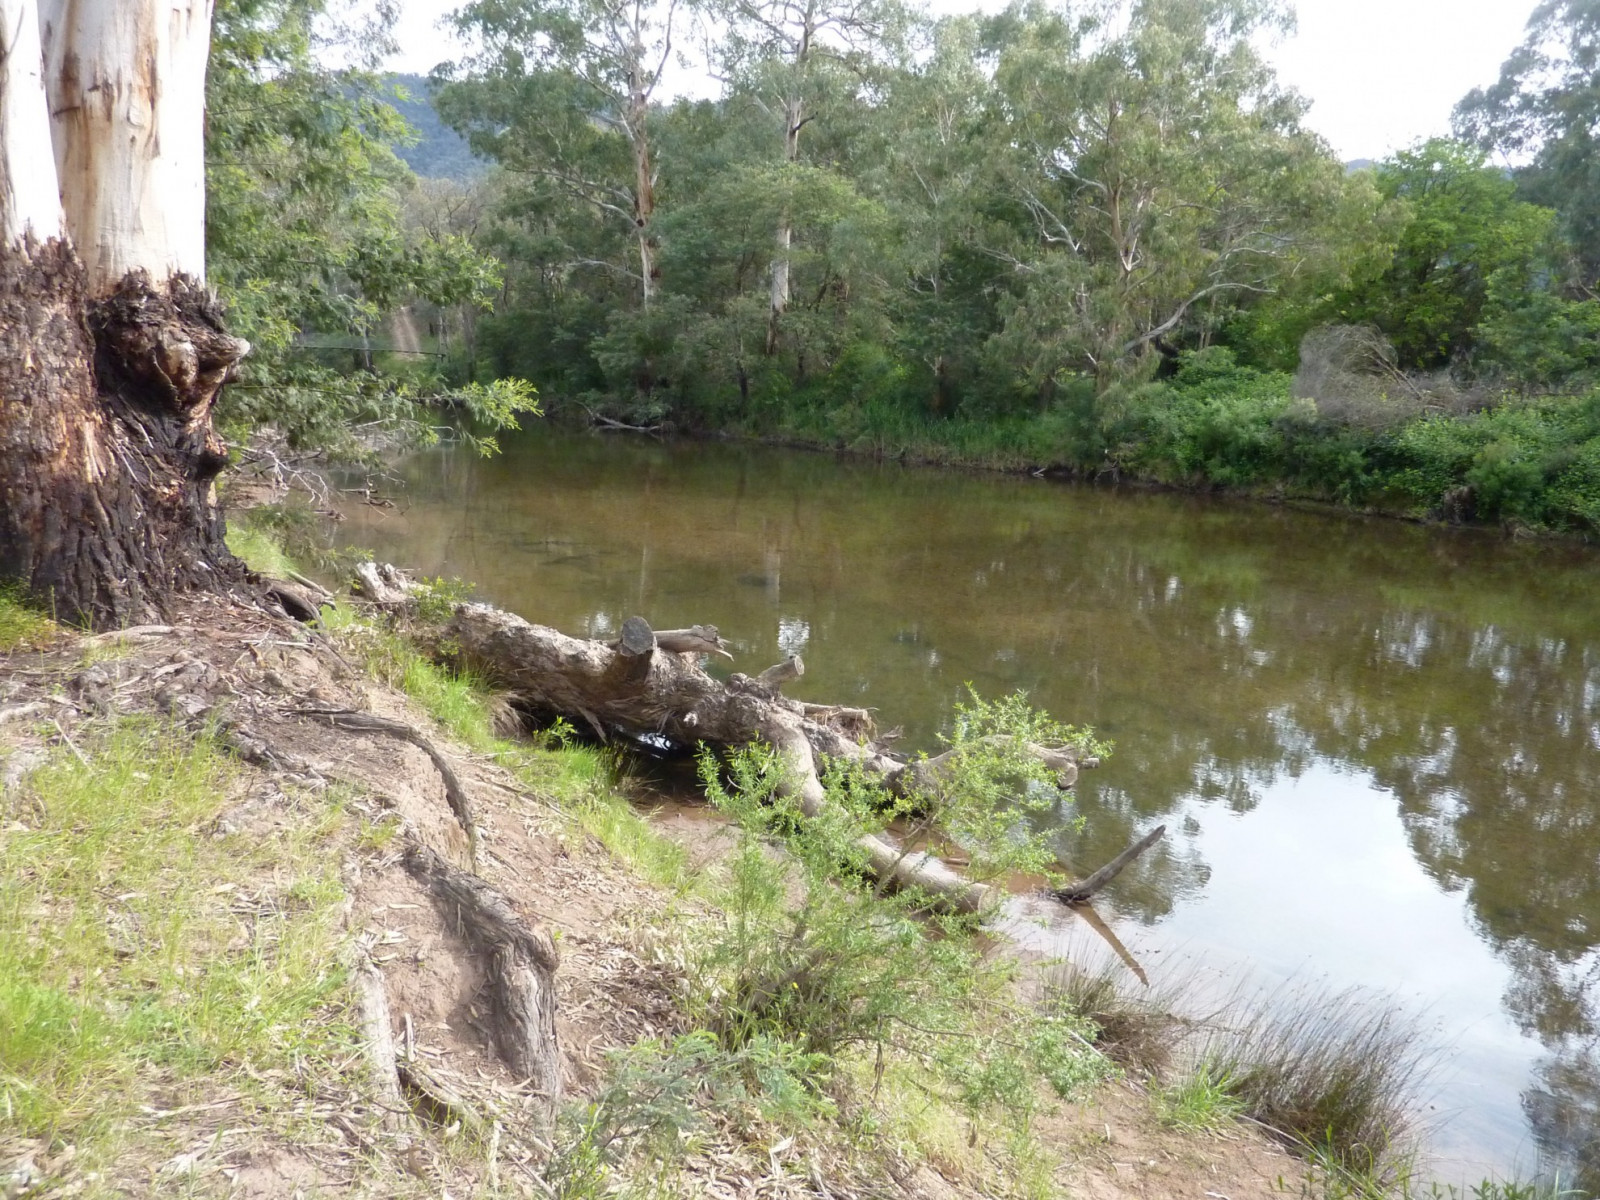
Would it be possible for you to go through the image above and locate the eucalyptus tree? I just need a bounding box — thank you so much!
[710,0,903,351]
[438,0,683,308]
[0,0,255,624]
[983,0,1353,390]
[1456,0,1600,289]
[866,15,1005,413]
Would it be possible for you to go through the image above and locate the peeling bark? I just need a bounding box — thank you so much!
[0,0,248,627]
[39,0,213,292]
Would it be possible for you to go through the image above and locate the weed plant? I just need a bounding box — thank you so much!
[686,740,1113,1134]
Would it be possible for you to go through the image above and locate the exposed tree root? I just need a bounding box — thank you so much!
[402,841,563,1128]
[292,708,478,862]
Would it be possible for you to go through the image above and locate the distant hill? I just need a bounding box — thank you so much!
[1344,158,1376,172]
[387,74,486,181]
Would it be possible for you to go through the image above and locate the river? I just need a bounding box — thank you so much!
[335,428,1600,1185]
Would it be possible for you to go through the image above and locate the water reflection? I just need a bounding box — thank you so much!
[336,429,1600,1185]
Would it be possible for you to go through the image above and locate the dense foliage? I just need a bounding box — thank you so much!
[206,0,534,454]
[207,0,1600,532]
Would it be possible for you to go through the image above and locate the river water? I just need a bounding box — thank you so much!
[336,428,1600,1185]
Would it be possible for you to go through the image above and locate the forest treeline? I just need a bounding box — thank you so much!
[208,0,1600,533]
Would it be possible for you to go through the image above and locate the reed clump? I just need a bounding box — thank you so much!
[1039,960,1177,1076]
[1195,985,1427,1169]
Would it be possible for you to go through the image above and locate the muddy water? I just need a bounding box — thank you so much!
[336,429,1600,1184]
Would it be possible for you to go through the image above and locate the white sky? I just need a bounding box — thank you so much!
[387,0,1535,161]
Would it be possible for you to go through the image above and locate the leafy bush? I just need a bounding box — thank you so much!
[679,692,1115,1130]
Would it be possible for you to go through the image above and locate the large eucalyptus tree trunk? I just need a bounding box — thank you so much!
[0,0,248,627]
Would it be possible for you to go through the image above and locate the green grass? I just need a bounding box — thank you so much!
[225,519,297,577]
[319,599,693,892]
[1155,1063,1246,1133]
[0,586,56,651]
[0,720,354,1175]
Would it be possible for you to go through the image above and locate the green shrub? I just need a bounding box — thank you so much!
[682,693,1114,1128]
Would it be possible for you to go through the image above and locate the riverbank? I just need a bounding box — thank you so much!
[0,542,1323,1199]
[638,352,1600,543]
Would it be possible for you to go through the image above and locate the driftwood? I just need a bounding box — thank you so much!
[292,708,478,862]
[445,602,1094,914]
[1053,825,1166,905]
[346,947,408,1124]
[353,561,412,606]
[403,841,562,1127]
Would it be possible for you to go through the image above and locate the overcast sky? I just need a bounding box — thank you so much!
[387,0,1535,161]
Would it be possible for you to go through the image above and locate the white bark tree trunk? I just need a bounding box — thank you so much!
[0,0,64,244]
[38,0,212,293]
[765,95,802,355]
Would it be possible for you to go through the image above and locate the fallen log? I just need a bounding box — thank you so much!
[445,602,1090,914]
[403,841,562,1126]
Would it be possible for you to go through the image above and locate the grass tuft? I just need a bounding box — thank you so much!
[1154,1062,1245,1133]
[0,586,56,651]
[1197,985,1426,1170]
[1040,960,1175,1075]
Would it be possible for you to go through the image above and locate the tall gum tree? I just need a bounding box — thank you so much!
[440,0,680,309]
[0,0,249,627]
[715,0,894,353]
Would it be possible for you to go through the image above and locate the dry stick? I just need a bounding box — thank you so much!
[395,1053,488,1136]
[291,708,478,863]
[1053,825,1166,906]
[402,841,563,1129]
[286,569,332,598]
[83,624,178,644]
